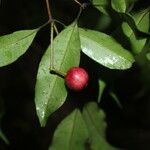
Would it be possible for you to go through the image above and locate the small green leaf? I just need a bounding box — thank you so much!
[35,23,81,126]
[111,0,126,13]
[146,52,150,60]
[110,92,122,109]
[49,109,89,150]
[0,98,9,144]
[0,129,9,144]
[98,80,106,103]
[79,28,134,70]
[82,102,118,150]
[111,0,137,13]
[92,0,110,15]
[122,9,150,54]
[126,0,137,12]
[0,29,38,67]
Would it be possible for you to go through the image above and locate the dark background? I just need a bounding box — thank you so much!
[0,0,150,149]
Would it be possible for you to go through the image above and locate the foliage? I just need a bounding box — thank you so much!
[0,0,149,149]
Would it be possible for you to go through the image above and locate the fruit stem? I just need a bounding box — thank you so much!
[74,0,90,21]
[45,0,58,34]
[45,0,52,21]
[45,0,67,78]
[74,0,90,9]
[50,68,66,78]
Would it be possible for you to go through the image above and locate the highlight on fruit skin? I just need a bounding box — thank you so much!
[65,67,89,91]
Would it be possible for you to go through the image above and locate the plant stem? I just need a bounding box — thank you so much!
[45,0,66,77]
[75,7,83,21]
[50,23,66,78]
[53,24,59,35]
[50,68,66,78]
[45,0,58,34]
[74,0,90,9]
[46,0,53,21]
[53,19,66,27]
[74,0,82,7]
[74,0,90,21]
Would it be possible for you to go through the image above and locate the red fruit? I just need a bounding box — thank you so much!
[65,67,89,91]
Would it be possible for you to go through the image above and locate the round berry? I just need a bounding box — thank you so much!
[65,67,89,91]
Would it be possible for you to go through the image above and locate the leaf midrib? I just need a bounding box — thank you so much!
[58,24,77,71]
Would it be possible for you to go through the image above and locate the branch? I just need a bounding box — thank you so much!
[45,0,53,21]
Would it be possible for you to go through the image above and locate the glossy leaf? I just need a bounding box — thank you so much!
[35,23,81,126]
[92,0,110,15]
[79,28,134,69]
[111,0,126,13]
[49,109,89,150]
[0,29,38,67]
[98,80,106,103]
[122,9,150,54]
[82,102,118,150]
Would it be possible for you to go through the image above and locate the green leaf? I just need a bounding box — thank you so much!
[79,28,134,70]
[111,0,126,13]
[125,0,137,11]
[0,98,9,144]
[122,13,150,38]
[0,129,9,144]
[82,102,118,150]
[0,29,38,67]
[110,92,122,109]
[35,23,81,126]
[0,96,9,144]
[49,109,89,150]
[146,52,150,60]
[111,0,137,13]
[122,9,150,54]
[98,80,106,103]
[92,0,110,15]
